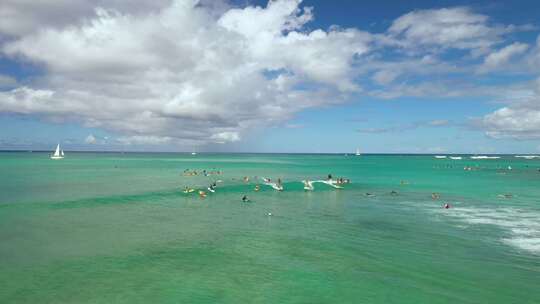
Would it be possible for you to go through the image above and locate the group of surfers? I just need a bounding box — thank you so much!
[182,172,353,201]
[183,169,223,177]
[180,169,460,208]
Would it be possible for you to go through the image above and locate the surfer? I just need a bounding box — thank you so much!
[431,193,440,200]
[199,190,207,198]
[328,174,333,180]
[443,203,451,209]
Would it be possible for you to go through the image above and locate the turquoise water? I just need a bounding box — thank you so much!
[0,152,539,303]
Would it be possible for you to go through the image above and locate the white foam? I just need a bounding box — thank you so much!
[503,238,540,253]
[470,156,500,159]
[515,155,540,159]
[440,206,540,254]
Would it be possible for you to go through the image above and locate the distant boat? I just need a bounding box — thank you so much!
[191,152,197,155]
[449,156,462,160]
[50,144,64,160]
[355,148,361,156]
[434,155,447,159]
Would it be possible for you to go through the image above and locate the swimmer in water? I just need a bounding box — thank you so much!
[242,195,250,202]
[254,185,260,192]
[390,190,398,196]
[443,203,451,209]
[199,190,207,198]
[431,193,440,200]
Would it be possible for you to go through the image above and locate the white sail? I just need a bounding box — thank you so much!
[355,148,361,156]
[51,144,64,159]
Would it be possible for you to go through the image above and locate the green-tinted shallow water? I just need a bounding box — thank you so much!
[1,152,539,303]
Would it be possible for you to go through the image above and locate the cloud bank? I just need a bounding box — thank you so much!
[0,0,371,146]
[0,0,539,146]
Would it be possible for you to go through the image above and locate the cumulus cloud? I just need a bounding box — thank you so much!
[480,78,540,139]
[361,7,536,99]
[0,0,174,37]
[0,0,371,147]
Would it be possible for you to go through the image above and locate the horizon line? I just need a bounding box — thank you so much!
[0,149,538,156]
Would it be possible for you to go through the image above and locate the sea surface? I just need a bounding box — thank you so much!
[0,152,539,303]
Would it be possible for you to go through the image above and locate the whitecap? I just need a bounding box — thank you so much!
[439,206,540,254]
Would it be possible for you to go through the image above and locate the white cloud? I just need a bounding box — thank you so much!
[84,134,97,144]
[372,70,400,85]
[481,78,540,139]
[386,7,522,53]
[210,131,240,144]
[525,34,540,70]
[0,0,372,147]
[0,0,173,37]
[479,42,529,72]
[116,135,173,145]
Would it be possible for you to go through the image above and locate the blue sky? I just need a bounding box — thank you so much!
[1,0,540,153]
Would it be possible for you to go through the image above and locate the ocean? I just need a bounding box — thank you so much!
[1,152,539,303]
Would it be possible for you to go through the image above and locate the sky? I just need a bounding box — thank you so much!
[1,0,540,153]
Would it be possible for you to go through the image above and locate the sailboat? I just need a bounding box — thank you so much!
[50,144,65,159]
[355,148,361,156]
